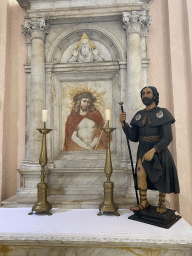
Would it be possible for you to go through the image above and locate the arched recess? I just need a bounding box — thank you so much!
[45,24,126,160]
[46,25,126,63]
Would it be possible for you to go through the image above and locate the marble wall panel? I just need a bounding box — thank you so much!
[48,169,127,195]
[0,245,190,256]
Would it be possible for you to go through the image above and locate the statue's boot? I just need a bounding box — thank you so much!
[157,192,167,214]
[130,188,150,211]
[130,158,149,212]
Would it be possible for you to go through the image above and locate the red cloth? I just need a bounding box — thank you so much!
[63,110,107,151]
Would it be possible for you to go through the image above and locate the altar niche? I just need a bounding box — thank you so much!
[18,5,153,208]
[47,70,124,197]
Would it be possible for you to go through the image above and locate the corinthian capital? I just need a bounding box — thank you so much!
[123,11,152,35]
[21,18,49,41]
[139,11,152,31]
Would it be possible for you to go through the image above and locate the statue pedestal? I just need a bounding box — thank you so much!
[129,205,181,229]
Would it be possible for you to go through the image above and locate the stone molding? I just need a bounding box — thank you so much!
[27,4,143,20]
[17,1,152,11]
[21,18,49,41]
[24,61,120,74]
[123,11,152,35]
[0,233,192,246]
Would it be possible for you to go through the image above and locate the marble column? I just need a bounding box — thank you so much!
[122,11,142,163]
[122,10,152,158]
[22,18,49,163]
[123,11,143,118]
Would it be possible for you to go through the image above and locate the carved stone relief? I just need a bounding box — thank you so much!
[67,33,105,63]
[123,10,152,34]
[46,28,121,63]
[60,33,112,63]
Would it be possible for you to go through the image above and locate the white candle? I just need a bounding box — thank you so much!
[42,110,48,122]
[105,109,111,121]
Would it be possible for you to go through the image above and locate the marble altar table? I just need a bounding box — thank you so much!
[0,208,191,256]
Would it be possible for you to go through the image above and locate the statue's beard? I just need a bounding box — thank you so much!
[142,97,155,106]
[81,46,90,57]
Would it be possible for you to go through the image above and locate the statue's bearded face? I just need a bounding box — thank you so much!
[80,39,91,57]
[141,87,155,106]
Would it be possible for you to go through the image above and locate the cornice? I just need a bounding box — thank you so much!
[17,0,30,10]
[17,0,152,11]
[27,3,143,21]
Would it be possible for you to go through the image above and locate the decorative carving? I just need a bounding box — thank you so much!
[21,18,49,41]
[123,11,152,35]
[139,11,152,30]
[0,233,192,246]
[68,33,105,63]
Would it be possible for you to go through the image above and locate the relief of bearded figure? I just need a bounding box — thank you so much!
[68,37,104,63]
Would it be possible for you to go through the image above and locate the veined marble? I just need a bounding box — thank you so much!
[12,0,153,209]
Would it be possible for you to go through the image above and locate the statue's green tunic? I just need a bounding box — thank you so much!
[123,107,180,194]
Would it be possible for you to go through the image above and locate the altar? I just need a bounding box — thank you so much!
[13,0,153,207]
[0,208,191,256]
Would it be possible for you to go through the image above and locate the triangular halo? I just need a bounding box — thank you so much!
[76,33,96,49]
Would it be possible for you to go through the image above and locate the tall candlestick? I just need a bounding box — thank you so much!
[42,110,48,122]
[28,125,52,216]
[105,109,111,121]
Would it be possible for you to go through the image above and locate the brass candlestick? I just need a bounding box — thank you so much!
[28,123,52,215]
[98,121,120,216]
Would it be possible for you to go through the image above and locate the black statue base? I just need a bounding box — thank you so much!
[129,205,181,229]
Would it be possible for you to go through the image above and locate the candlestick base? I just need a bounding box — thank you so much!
[98,181,120,216]
[28,181,52,216]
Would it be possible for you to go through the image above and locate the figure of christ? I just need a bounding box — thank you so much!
[63,92,107,151]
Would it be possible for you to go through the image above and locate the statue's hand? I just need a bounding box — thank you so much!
[142,148,156,162]
[72,50,78,56]
[120,112,126,126]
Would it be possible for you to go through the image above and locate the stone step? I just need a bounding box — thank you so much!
[1,194,160,210]
[0,194,134,210]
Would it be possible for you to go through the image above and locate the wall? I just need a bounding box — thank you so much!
[148,0,192,224]
[0,0,26,201]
